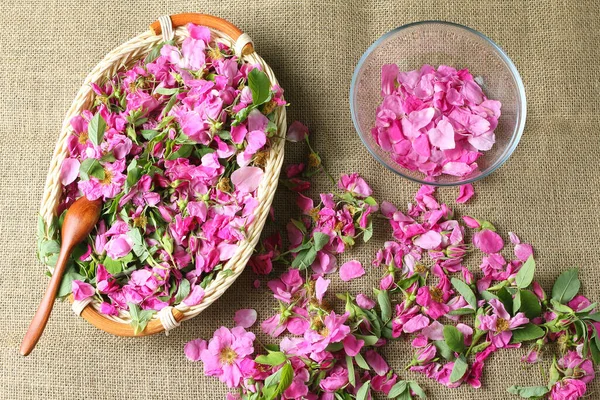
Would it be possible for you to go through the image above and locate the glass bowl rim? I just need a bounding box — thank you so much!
[349,20,527,187]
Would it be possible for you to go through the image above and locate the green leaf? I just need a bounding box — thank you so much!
[128,302,155,335]
[443,325,465,354]
[291,246,318,270]
[451,277,477,309]
[290,218,307,234]
[161,94,178,117]
[174,279,190,303]
[40,240,61,256]
[125,159,142,191]
[448,308,476,316]
[363,220,373,243]
[155,87,180,96]
[516,289,542,319]
[450,355,468,383]
[263,365,282,388]
[513,290,522,314]
[128,228,149,261]
[346,355,355,387]
[248,68,271,105]
[511,323,545,343]
[355,380,370,400]
[88,113,107,146]
[408,381,426,399]
[550,299,574,314]
[255,351,287,366]
[103,256,125,274]
[552,268,581,304]
[167,144,194,160]
[434,340,455,361]
[140,129,159,140]
[516,256,536,289]
[354,352,370,370]
[275,362,294,397]
[480,290,499,301]
[377,290,392,322]
[507,385,549,398]
[585,312,600,322]
[313,232,330,251]
[355,334,379,347]
[387,380,407,398]
[497,287,514,316]
[79,158,105,181]
[58,266,85,298]
[145,41,166,64]
[364,196,378,206]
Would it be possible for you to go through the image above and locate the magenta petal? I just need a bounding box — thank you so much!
[473,229,504,254]
[231,166,264,193]
[456,184,475,204]
[182,285,205,306]
[356,294,376,309]
[342,334,364,356]
[365,350,389,376]
[72,280,95,301]
[233,308,258,328]
[287,121,309,142]
[403,314,430,333]
[339,260,365,282]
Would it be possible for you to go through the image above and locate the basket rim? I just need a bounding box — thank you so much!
[39,18,286,336]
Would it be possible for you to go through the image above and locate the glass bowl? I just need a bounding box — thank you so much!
[350,21,526,186]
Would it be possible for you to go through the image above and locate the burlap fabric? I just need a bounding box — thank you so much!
[1,1,599,399]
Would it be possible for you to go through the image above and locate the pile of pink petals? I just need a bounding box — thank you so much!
[41,23,286,327]
[185,172,599,400]
[371,64,502,178]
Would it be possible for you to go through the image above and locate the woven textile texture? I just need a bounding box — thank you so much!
[0,1,599,399]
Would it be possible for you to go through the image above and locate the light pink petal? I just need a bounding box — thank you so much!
[456,184,475,204]
[60,158,80,185]
[442,162,473,177]
[381,63,399,95]
[403,314,430,333]
[514,243,533,261]
[184,338,207,361]
[422,321,444,340]
[339,260,365,282]
[315,276,330,303]
[462,80,484,105]
[414,230,442,250]
[356,294,376,310]
[246,130,267,152]
[410,107,435,130]
[231,166,264,193]
[468,131,495,151]
[428,119,455,150]
[462,216,481,228]
[234,309,258,328]
[296,193,314,212]
[187,24,211,43]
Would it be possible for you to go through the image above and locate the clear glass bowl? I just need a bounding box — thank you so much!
[350,21,526,186]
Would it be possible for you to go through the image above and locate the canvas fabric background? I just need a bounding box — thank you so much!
[0,0,599,399]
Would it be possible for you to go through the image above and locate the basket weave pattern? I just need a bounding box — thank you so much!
[39,17,286,336]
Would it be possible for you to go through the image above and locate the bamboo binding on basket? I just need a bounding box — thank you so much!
[39,13,286,337]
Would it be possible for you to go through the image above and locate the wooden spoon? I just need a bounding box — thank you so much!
[20,196,102,356]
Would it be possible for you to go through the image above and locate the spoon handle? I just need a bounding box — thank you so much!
[20,244,72,356]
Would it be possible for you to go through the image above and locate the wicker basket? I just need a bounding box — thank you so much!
[39,13,286,336]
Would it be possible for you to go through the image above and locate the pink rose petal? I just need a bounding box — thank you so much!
[315,276,330,303]
[456,184,475,204]
[184,338,207,361]
[339,260,365,281]
[233,308,257,328]
[60,158,80,185]
[231,166,264,193]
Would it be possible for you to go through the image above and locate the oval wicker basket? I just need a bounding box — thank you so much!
[39,13,286,336]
